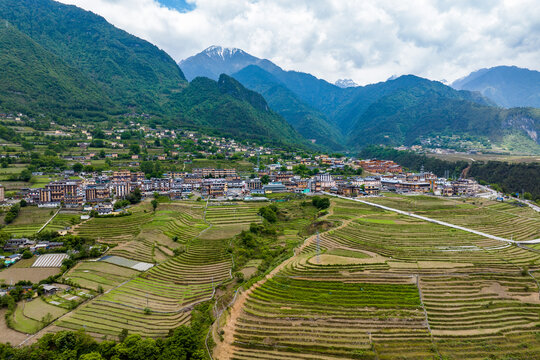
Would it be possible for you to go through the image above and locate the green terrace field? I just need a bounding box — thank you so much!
[367,195,540,241]
[54,237,232,339]
[62,261,139,291]
[219,197,540,360]
[0,206,54,237]
[49,200,245,340]
[43,211,80,232]
[205,203,262,225]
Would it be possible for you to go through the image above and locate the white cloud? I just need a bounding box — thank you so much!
[57,0,540,85]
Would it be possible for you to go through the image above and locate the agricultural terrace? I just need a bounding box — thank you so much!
[51,200,242,340]
[205,203,262,225]
[43,211,80,232]
[368,194,540,241]
[76,201,207,263]
[220,197,540,359]
[0,206,54,237]
[62,261,139,291]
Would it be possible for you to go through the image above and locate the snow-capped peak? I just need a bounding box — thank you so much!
[203,45,245,60]
[334,78,358,88]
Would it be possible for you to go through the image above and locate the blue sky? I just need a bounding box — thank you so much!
[156,0,194,13]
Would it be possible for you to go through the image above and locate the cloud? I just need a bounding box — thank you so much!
[57,0,540,85]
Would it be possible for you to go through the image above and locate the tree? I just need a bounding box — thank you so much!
[19,169,32,182]
[260,175,270,184]
[80,353,104,360]
[151,199,158,212]
[129,144,140,155]
[312,196,330,210]
[118,328,129,343]
[22,250,33,259]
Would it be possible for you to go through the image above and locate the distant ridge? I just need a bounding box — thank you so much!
[452,66,540,108]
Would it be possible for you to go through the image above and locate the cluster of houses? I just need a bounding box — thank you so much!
[3,238,63,253]
[17,164,480,210]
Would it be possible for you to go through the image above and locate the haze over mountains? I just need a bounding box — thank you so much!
[181,46,540,153]
[452,66,540,109]
[0,0,539,154]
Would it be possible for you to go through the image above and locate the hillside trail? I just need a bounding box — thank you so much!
[213,201,354,360]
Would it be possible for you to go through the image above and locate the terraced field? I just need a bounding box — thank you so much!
[218,196,540,360]
[43,212,80,232]
[0,206,53,236]
[62,261,139,291]
[369,195,540,241]
[205,203,262,225]
[51,200,236,340]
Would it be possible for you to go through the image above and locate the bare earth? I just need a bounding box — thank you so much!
[0,267,60,284]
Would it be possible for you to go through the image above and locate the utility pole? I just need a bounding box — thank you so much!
[316,231,320,264]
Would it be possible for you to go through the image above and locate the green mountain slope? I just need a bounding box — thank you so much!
[0,23,113,118]
[169,75,311,148]
[233,65,345,150]
[347,78,540,152]
[0,0,311,149]
[0,0,187,113]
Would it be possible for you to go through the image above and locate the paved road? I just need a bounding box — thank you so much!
[324,192,515,244]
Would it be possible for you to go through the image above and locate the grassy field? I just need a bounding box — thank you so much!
[10,297,68,334]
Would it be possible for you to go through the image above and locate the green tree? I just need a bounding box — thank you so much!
[151,199,158,212]
[260,175,270,184]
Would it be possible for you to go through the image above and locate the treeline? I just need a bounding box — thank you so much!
[468,161,540,201]
[360,146,540,201]
[0,310,210,359]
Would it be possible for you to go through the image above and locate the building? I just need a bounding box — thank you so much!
[193,168,237,178]
[85,185,110,203]
[0,184,4,202]
[201,179,228,198]
[263,182,288,194]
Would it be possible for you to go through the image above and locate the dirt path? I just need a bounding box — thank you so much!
[213,202,353,360]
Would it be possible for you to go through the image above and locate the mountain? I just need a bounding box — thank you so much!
[0,0,310,149]
[181,46,345,149]
[347,76,540,152]
[0,23,113,119]
[179,46,264,81]
[168,74,309,148]
[0,0,187,114]
[335,79,358,88]
[452,66,540,108]
[182,45,540,153]
[232,65,345,150]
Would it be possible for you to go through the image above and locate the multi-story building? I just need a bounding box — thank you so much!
[201,178,228,198]
[193,168,237,178]
[85,185,110,203]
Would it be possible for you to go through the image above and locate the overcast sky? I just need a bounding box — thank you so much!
[57,0,540,85]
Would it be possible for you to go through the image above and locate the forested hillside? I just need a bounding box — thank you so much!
[0,24,114,120]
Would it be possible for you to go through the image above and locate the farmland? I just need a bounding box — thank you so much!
[6,194,540,359]
[216,196,540,360]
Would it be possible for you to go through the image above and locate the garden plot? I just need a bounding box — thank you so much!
[100,255,153,271]
[32,253,69,268]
